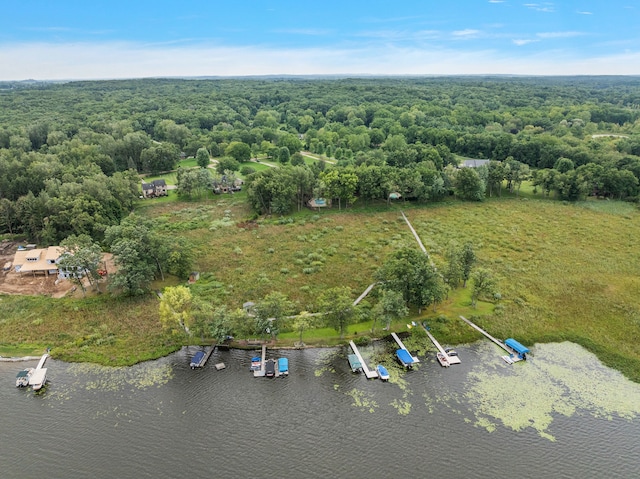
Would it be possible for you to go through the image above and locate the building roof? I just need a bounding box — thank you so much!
[152,179,167,186]
[13,246,63,273]
[460,159,490,168]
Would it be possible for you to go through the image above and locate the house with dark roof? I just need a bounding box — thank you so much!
[141,179,168,198]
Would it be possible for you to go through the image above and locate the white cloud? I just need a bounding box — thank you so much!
[577,11,593,15]
[524,3,555,12]
[272,29,332,36]
[489,0,506,3]
[1,41,639,80]
[354,29,440,41]
[513,39,538,46]
[452,29,481,37]
[536,31,583,39]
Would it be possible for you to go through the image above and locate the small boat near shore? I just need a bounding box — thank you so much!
[376,365,389,381]
[436,352,450,367]
[348,354,363,373]
[250,356,262,371]
[15,368,34,387]
[190,351,205,369]
[278,357,289,376]
[265,359,276,378]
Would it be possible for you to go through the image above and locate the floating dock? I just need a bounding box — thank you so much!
[349,341,378,379]
[29,352,49,391]
[459,315,526,364]
[420,324,461,365]
[391,333,420,368]
[253,345,267,377]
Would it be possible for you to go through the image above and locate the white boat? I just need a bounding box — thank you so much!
[16,368,34,387]
[376,364,390,381]
[436,352,450,367]
[29,368,47,391]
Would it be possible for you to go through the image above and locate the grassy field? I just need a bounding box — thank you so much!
[1,194,639,381]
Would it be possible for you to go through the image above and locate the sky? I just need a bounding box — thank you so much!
[0,0,639,80]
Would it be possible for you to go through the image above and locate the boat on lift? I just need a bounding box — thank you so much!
[15,368,34,387]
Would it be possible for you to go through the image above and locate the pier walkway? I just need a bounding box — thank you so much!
[353,282,378,306]
[253,345,267,377]
[400,211,427,254]
[349,341,378,379]
[420,325,461,365]
[459,315,523,363]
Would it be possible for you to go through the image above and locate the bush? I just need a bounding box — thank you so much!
[240,165,256,176]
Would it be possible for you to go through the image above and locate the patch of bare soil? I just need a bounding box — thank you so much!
[0,241,115,298]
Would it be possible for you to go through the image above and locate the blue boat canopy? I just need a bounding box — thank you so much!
[278,357,289,372]
[396,349,414,365]
[505,338,530,354]
[190,351,205,367]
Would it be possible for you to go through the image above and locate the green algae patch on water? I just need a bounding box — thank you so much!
[346,388,378,413]
[464,341,640,440]
[314,349,338,377]
[67,361,174,391]
[390,398,411,415]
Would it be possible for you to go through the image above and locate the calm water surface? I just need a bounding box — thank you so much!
[1,341,639,479]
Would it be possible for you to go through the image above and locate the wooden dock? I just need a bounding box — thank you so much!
[349,341,378,379]
[420,325,461,365]
[253,344,267,377]
[353,282,378,306]
[390,333,420,364]
[400,211,427,255]
[458,315,523,363]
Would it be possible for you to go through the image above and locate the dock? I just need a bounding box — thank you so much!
[192,342,218,368]
[29,352,49,391]
[253,344,267,377]
[459,315,525,363]
[420,324,461,365]
[353,282,378,306]
[390,333,420,367]
[400,211,427,255]
[349,341,378,379]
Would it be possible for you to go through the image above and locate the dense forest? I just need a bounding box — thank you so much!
[1,76,640,246]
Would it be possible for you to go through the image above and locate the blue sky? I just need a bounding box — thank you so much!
[0,1,639,80]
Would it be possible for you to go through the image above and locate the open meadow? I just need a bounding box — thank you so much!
[1,195,639,380]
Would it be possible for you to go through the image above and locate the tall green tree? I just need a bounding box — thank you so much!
[292,311,317,347]
[471,268,497,308]
[372,289,408,332]
[225,141,251,163]
[375,247,445,313]
[196,147,211,169]
[105,214,192,295]
[318,286,356,339]
[159,285,193,334]
[58,234,103,296]
[455,167,485,201]
[460,242,476,288]
[255,291,296,339]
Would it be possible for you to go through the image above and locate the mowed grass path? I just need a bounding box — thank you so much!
[1,196,639,379]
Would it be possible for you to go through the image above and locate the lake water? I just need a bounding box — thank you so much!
[1,340,639,479]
